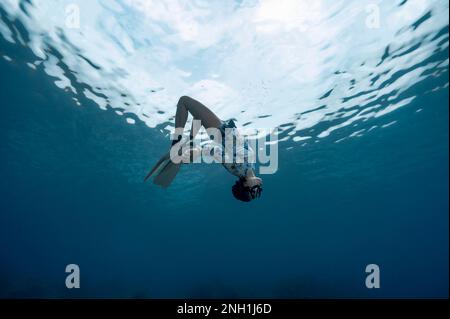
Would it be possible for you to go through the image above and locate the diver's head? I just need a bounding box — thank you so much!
[231,176,263,202]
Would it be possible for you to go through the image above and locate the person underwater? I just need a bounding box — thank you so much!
[145,96,262,202]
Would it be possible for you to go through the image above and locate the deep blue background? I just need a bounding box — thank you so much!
[0,25,448,298]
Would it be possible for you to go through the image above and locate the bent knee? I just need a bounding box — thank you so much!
[178,95,192,104]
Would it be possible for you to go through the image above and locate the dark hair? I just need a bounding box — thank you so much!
[231,177,262,202]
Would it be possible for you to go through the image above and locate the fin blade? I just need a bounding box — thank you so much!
[144,153,170,182]
[153,161,181,188]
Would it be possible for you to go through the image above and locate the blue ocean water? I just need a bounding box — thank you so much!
[0,0,448,298]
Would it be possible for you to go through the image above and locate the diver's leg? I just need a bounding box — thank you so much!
[151,96,222,187]
[180,96,224,162]
[148,96,213,184]
[174,96,222,142]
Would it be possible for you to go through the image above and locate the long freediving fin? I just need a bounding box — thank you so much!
[144,152,170,182]
[152,161,181,188]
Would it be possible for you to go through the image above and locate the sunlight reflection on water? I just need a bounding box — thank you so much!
[0,0,448,146]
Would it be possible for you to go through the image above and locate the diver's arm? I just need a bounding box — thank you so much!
[180,143,223,164]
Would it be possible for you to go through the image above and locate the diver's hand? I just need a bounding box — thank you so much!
[180,145,201,163]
